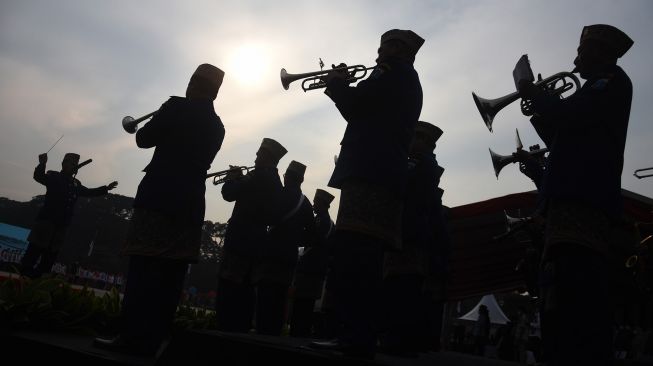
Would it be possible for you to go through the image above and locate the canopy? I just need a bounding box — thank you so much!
[458,294,511,325]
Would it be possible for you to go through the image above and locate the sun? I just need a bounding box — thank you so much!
[227,43,269,87]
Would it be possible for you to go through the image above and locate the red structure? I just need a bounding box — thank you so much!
[445,189,653,301]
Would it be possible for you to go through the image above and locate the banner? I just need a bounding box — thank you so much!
[0,223,30,264]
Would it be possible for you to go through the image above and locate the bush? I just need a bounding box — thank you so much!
[0,274,121,335]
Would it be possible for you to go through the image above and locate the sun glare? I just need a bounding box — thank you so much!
[228,43,269,87]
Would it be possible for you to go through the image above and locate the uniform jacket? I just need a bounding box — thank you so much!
[222,167,282,256]
[325,58,423,196]
[531,65,632,218]
[133,96,224,228]
[266,187,316,265]
[33,164,108,226]
[386,153,447,277]
[402,153,444,249]
[295,210,334,277]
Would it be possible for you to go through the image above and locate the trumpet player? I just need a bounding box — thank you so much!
[309,29,424,359]
[254,160,316,336]
[95,63,225,356]
[380,121,446,355]
[517,25,633,366]
[216,138,287,333]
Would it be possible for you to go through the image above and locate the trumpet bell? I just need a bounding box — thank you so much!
[489,148,516,178]
[122,116,138,134]
[472,71,580,132]
[472,91,520,133]
[280,68,291,90]
[504,210,528,229]
[122,111,156,134]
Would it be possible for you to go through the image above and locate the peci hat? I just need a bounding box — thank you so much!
[381,29,425,56]
[62,153,80,165]
[286,160,306,179]
[260,138,288,162]
[314,189,335,205]
[416,121,443,143]
[580,24,633,58]
[193,63,225,91]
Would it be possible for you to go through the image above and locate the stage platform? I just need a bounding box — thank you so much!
[2,329,519,366]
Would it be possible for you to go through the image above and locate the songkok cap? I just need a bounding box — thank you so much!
[193,63,225,90]
[260,138,288,161]
[314,189,335,205]
[416,121,443,143]
[286,160,306,178]
[63,153,80,164]
[381,29,425,56]
[580,24,633,58]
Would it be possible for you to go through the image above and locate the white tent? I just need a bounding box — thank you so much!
[458,294,511,325]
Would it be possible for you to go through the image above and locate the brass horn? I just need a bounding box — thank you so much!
[472,72,581,132]
[493,210,533,241]
[280,64,375,91]
[634,167,653,179]
[489,146,548,178]
[206,165,255,185]
[625,234,652,268]
[122,111,156,134]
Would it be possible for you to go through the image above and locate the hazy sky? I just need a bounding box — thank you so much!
[1,0,652,223]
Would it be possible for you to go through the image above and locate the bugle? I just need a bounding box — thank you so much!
[490,131,549,179]
[472,72,581,132]
[122,111,157,134]
[280,64,375,91]
[625,234,652,268]
[492,210,533,241]
[207,165,255,185]
[634,167,653,179]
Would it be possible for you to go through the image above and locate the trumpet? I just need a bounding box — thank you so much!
[472,72,581,132]
[280,64,375,91]
[122,111,157,134]
[625,234,652,268]
[206,166,255,185]
[489,147,548,178]
[490,129,548,178]
[634,167,653,179]
[492,210,534,241]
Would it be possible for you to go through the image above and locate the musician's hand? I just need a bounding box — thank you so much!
[321,63,349,84]
[38,153,47,165]
[225,166,244,180]
[107,181,118,190]
[517,79,542,100]
[514,149,531,163]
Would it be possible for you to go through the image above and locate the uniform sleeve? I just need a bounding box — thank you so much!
[324,69,396,122]
[221,174,252,202]
[77,181,109,197]
[135,99,174,148]
[519,158,545,190]
[532,75,631,132]
[33,163,48,185]
[300,199,317,248]
[529,115,555,147]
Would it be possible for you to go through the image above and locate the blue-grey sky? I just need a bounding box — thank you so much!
[1,0,652,223]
